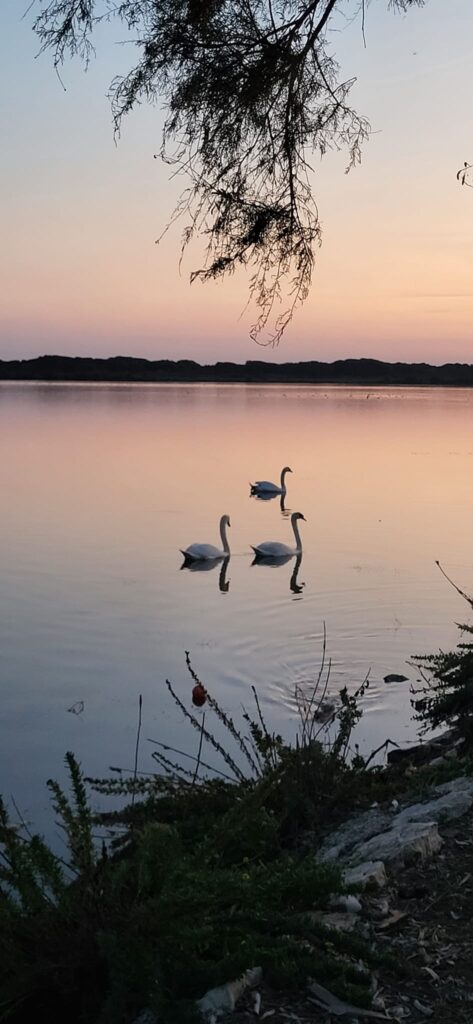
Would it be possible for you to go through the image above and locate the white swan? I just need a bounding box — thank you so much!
[250,466,292,495]
[251,512,306,559]
[180,515,231,562]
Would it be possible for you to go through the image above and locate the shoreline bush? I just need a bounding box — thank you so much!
[5,607,473,1024]
[0,653,392,1023]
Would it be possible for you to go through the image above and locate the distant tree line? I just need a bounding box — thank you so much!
[2,354,473,386]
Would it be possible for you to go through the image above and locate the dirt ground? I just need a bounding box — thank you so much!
[229,813,473,1023]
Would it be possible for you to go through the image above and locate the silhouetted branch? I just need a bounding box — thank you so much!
[32,0,424,343]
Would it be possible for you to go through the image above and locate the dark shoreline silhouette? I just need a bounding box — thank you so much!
[2,354,473,387]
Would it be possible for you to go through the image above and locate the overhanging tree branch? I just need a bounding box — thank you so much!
[32,0,425,344]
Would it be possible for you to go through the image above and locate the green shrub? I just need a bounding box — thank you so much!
[0,651,388,1022]
[412,564,473,742]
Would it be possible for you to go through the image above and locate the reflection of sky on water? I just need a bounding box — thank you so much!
[1,382,473,832]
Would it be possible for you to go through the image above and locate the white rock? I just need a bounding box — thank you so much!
[318,775,471,884]
[395,789,473,827]
[349,821,442,868]
[318,809,390,863]
[343,861,387,891]
[132,1012,158,1024]
[197,967,262,1018]
[197,984,234,1017]
[319,842,344,862]
[435,775,473,796]
[329,894,362,913]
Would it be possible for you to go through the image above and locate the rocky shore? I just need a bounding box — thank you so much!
[197,753,473,1023]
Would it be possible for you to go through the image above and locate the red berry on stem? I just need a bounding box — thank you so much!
[192,684,207,707]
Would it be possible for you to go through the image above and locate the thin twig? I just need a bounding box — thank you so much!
[10,795,35,842]
[146,739,236,782]
[435,560,473,609]
[192,711,206,786]
[361,0,367,47]
[184,652,260,774]
[151,750,195,782]
[363,738,399,769]
[165,679,246,781]
[131,695,142,810]
[251,685,276,768]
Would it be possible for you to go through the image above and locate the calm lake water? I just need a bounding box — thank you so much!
[1,382,473,829]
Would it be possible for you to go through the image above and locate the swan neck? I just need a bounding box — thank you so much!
[291,516,302,551]
[280,468,288,487]
[220,518,230,554]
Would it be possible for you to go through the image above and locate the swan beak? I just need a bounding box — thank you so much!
[301,515,307,521]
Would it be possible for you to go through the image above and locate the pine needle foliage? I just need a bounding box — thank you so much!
[412,568,473,741]
[47,750,95,876]
[93,649,375,846]
[31,0,424,344]
[0,756,374,1024]
[0,654,394,1023]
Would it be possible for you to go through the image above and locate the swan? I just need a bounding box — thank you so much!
[180,515,230,562]
[250,466,292,496]
[251,512,306,559]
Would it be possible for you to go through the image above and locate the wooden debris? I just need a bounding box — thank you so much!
[377,910,408,931]
[308,979,390,1019]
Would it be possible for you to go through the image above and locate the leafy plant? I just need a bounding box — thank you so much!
[0,750,380,1024]
[0,646,387,1023]
[412,563,473,742]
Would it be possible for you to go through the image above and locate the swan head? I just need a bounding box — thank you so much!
[220,514,231,528]
[291,512,306,523]
[281,466,293,476]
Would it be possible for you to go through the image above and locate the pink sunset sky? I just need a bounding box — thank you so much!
[1,0,472,364]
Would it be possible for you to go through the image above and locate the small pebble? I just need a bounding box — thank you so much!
[330,894,362,914]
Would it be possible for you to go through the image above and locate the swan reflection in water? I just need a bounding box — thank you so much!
[180,555,230,593]
[251,552,305,595]
[250,490,288,515]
